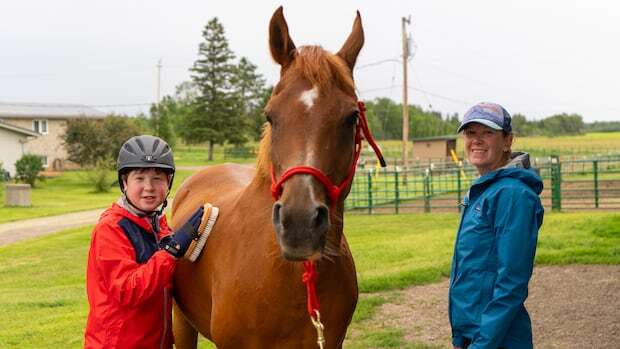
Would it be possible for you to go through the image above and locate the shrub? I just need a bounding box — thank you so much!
[86,162,114,193]
[0,162,9,182]
[15,154,44,187]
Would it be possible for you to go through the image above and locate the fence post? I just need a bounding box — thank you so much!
[457,168,462,213]
[367,170,373,215]
[551,155,562,211]
[424,168,431,213]
[394,169,400,214]
[593,160,599,208]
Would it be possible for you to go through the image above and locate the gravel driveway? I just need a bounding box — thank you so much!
[0,209,104,246]
[372,265,620,348]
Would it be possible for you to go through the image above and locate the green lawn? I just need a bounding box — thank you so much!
[174,143,256,167]
[0,211,618,348]
[0,170,194,224]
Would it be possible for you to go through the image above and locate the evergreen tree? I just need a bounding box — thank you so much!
[231,57,269,142]
[247,86,272,141]
[188,17,239,160]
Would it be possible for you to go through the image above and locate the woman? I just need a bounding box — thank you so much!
[449,102,544,349]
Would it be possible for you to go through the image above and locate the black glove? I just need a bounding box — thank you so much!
[159,206,204,258]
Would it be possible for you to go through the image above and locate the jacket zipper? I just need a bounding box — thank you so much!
[448,193,470,330]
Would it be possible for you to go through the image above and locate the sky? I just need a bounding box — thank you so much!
[1,0,619,122]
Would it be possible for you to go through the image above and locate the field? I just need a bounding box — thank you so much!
[1,212,618,348]
[370,132,620,164]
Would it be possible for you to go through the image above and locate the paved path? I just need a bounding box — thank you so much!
[0,208,105,247]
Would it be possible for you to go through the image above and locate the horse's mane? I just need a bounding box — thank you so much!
[254,46,355,181]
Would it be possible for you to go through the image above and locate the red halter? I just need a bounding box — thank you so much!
[269,101,386,325]
[270,101,386,209]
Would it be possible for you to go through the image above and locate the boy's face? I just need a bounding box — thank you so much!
[123,168,170,212]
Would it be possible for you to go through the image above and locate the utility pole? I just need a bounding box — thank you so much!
[401,16,411,179]
[156,59,162,104]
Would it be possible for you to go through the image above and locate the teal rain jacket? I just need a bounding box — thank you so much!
[449,153,544,349]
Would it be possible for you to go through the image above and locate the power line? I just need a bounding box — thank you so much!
[91,103,152,108]
[355,58,400,71]
[407,86,471,106]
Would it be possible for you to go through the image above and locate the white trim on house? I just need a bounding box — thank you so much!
[0,119,40,137]
[32,119,49,135]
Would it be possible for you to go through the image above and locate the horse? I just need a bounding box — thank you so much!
[170,7,383,348]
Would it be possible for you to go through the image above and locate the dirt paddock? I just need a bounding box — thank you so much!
[372,265,619,348]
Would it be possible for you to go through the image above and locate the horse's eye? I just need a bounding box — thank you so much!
[344,112,359,126]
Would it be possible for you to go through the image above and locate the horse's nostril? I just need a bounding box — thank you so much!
[273,202,282,227]
[314,205,329,230]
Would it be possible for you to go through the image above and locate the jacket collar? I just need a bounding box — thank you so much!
[468,152,543,201]
[105,201,169,236]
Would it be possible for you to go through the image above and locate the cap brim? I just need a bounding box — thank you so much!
[457,119,503,133]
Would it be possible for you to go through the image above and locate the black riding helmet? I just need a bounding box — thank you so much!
[117,135,175,194]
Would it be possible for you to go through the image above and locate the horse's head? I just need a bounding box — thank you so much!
[265,7,365,261]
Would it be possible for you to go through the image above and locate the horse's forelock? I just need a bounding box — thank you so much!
[286,46,355,96]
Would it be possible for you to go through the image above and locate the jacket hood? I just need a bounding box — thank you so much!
[474,152,543,195]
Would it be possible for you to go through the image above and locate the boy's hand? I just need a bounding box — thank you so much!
[159,206,205,258]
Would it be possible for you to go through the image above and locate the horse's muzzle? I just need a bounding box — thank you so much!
[272,201,329,261]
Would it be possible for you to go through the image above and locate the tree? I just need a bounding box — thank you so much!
[150,96,177,148]
[188,17,241,160]
[64,115,141,168]
[230,57,268,145]
[63,115,141,192]
[247,86,273,141]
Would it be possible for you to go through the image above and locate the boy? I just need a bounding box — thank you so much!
[84,135,206,349]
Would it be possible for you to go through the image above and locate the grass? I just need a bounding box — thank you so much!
[1,211,618,348]
[174,143,256,167]
[0,170,194,224]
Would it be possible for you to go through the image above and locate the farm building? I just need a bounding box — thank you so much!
[0,102,106,171]
[411,135,458,162]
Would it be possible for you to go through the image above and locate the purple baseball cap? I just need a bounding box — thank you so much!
[457,102,512,133]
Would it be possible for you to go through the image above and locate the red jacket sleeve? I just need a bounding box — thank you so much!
[92,221,176,307]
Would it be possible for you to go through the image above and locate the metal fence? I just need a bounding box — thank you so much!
[344,156,620,213]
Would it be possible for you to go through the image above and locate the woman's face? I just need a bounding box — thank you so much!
[463,123,513,175]
[123,168,170,212]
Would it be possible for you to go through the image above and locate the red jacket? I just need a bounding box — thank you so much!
[84,203,176,349]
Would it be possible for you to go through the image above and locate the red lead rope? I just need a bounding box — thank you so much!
[302,261,320,318]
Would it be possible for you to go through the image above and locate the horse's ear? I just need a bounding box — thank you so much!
[337,11,364,71]
[269,6,296,69]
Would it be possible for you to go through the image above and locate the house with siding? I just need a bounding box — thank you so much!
[0,102,106,171]
[0,120,39,177]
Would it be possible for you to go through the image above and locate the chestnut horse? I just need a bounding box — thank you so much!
[171,7,381,348]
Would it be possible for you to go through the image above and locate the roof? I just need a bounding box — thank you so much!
[0,101,106,119]
[412,135,458,142]
[0,119,39,137]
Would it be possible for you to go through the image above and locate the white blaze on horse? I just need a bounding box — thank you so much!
[170,6,385,349]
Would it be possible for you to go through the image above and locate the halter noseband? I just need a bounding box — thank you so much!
[270,101,386,209]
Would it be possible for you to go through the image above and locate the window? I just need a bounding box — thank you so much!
[33,119,48,135]
[40,156,48,168]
